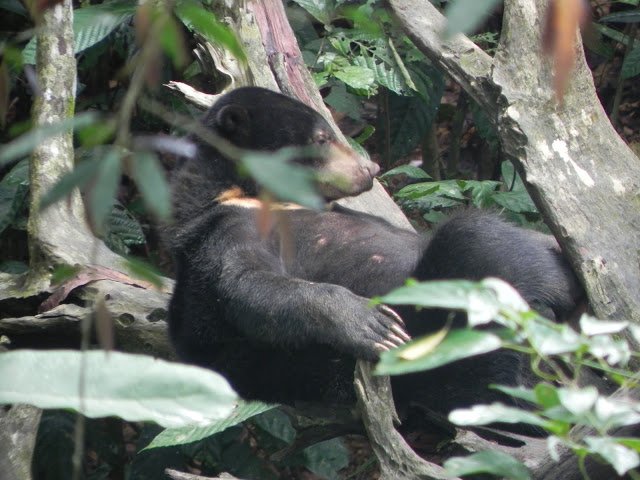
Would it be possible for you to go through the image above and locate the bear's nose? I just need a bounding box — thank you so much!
[365,161,380,177]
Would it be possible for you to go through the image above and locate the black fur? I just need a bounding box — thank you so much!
[165,87,583,415]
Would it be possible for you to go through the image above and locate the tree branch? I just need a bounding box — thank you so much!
[389,0,640,324]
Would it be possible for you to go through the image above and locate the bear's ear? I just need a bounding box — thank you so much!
[215,104,249,135]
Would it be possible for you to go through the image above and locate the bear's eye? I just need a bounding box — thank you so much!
[313,133,330,146]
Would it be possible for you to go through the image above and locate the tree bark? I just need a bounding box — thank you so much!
[389,0,640,324]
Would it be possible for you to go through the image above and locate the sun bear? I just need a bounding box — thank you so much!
[165,86,582,415]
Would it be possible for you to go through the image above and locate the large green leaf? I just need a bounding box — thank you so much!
[175,0,245,62]
[377,64,444,160]
[0,350,237,428]
[378,279,501,326]
[130,151,172,221]
[87,147,122,232]
[23,0,137,64]
[0,113,98,167]
[375,328,502,375]
[622,46,640,79]
[144,401,275,450]
[241,148,323,210]
[445,451,531,480]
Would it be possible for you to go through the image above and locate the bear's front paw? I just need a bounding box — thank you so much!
[327,293,411,362]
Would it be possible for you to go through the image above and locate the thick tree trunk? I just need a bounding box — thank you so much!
[389,0,640,324]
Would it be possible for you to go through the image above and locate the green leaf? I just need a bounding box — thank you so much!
[492,385,537,404]
[375,328,501,375]
[104,203,146,255]
[557,386,598,416]
[378,279,504,326]
[445,451,532,480]
[124,257,164,290]
[0,158,29,235]
[449,403,548,428]
[23,1,137,64]
[144,401,275,450]
[600,11,640,24]
[175,1,245,62]
[252,408,296,444]
[0,350,237,428]
[87,148,122,232]
[159,14,188,68]
[291,0,335,25]
[379,165,431,181]
[593,396,640,430]
[445,0,503,36]
[241,149,323,210]
[0,113,98,167]
[40,156,101,211]
[396,180,467,201]
[379,63,444,160]
[0,0,28,16]
[621,46,640,80]
[616,438,640,452]
[585,436,640,476]
[533,383,561,409]
[525,321,582,355]
[334,65,375,90]
[130,152,172,221]
[303,438,349,479]
[580,315,628,336]
[491,191,538,214]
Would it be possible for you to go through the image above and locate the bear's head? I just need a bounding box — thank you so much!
[199,87,379,200]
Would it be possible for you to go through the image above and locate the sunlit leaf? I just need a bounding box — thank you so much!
[144,401,275,450]
[449,402,548,428]
[557,386,598,416]
[579,315,628,336]
[334,65,375,90]
[378,279,502,326]
[0,350,237,428]
[445,450,531,480]
[594,396,640,430]
[585,436,640,476]
[492,385,537,404]
[525,321,581,355]
[376,328,501,375]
